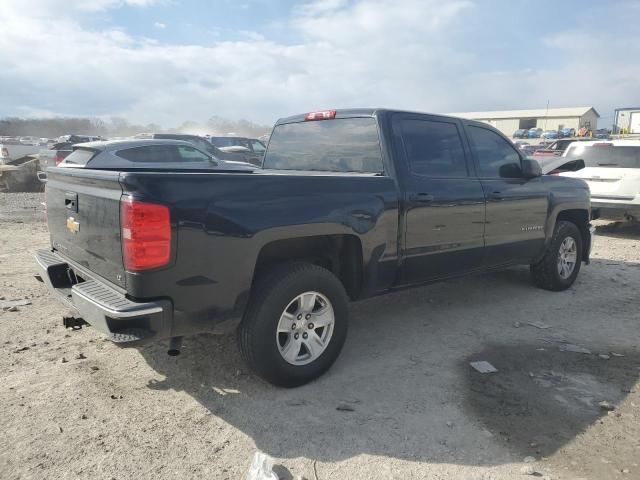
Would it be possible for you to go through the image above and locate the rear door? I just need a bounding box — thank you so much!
[392,113,486,284]
[464,123,549,266]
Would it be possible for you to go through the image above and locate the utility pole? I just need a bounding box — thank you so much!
[543,100,549,131]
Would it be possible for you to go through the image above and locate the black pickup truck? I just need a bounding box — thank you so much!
[36,109,593,387]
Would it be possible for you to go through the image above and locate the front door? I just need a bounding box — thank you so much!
[464,123,549,266]
[393,114,486,285]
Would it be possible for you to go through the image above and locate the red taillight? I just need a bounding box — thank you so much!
[1,147,8,157]
[304,110,336,121]
[54,153,65,165]
[120,197,171,271]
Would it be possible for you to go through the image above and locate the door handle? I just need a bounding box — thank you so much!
[64,191,78,212]
[410,193,435,203]
[488,191,504,201]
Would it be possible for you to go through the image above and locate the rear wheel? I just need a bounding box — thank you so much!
[238,262,349,387]
[530,220,583,291]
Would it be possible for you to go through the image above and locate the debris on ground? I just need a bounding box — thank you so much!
[559,344,592,354]
[598,354,611,360]
[527,321,552,330]
[523,456,536,463]
[513,321,522,328]
[599,401,615,411]
[336,403,355,412]
[611,352,625,357]
[76,353,86,360]
[1,299,31,310]
[520,465,545,476]
[246,451,279,480]
[14,346,30,353]
[470,360,498,373]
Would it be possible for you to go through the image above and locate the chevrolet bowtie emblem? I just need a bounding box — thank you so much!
[66,217,80,234]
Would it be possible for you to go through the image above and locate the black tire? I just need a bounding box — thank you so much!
[238,262,349,387]
[530,220,583,291]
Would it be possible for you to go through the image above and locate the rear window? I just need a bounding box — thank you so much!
[62,148,96,166]
[566,145,640,168]
[264,118,383,173]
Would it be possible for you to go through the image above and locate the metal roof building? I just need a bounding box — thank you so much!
[449,107,600,138]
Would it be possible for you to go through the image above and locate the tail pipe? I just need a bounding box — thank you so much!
[167,336,183,356]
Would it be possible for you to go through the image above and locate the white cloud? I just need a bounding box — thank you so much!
[154,21,166,29]
[0,0,638,127]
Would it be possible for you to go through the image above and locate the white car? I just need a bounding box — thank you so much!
[560,140,640,220]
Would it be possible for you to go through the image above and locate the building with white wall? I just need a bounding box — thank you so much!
[614,107,640,134]
[449,107,599,137]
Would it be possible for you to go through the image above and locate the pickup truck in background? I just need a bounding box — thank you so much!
[36,109,593,387]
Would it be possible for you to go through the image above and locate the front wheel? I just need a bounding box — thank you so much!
[530,220,583,291]
[238,262,349,387]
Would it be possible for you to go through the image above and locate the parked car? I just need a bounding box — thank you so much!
[513,129,528,139]
[528,128,543,138]
[40,135,105,169]
[0,137,42,164]
[532,138,596,158]
[19,136,40,145]
[559,127,576,138]
[594,128,611,140]
[134,133,258,167]
[36,108,593,387]
[561,140,640,220]
[209,136,266,166]
[541,130,559,140]
[0,138,42,191]
[58,139,255,171]
[520,144,544,156]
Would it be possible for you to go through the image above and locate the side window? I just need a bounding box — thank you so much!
[400,119,468,177]
[116,145,175,163]
[251,140,266,153]
[177,145,210,162]
[468,126,522,178]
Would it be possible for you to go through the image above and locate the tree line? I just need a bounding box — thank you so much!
[0,116,271,139]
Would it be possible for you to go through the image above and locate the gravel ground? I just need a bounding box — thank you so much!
[1,192,639,480]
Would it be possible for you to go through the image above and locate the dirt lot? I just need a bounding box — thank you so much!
[1,192,639,480]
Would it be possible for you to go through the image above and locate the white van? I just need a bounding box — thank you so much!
[560,140,640,220]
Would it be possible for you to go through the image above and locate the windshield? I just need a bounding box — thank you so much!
[565,145,640,168]
[264,117,384,173]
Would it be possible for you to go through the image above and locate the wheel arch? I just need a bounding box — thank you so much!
[252,234,364,300]
[551,208,591,262]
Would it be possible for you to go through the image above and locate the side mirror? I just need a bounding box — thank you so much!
[522,158,542,178]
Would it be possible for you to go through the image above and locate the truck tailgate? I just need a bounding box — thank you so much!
[46,168,126,288]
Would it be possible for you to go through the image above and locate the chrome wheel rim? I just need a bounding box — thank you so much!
[276,291,334,366]
[557,236,577,279]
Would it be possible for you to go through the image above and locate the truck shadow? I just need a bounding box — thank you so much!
[138,264,640,466]
[594,220,640,240]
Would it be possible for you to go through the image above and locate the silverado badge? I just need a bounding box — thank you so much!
[66,217,80,234]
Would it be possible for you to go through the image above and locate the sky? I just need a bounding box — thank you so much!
[0,0,638,127]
